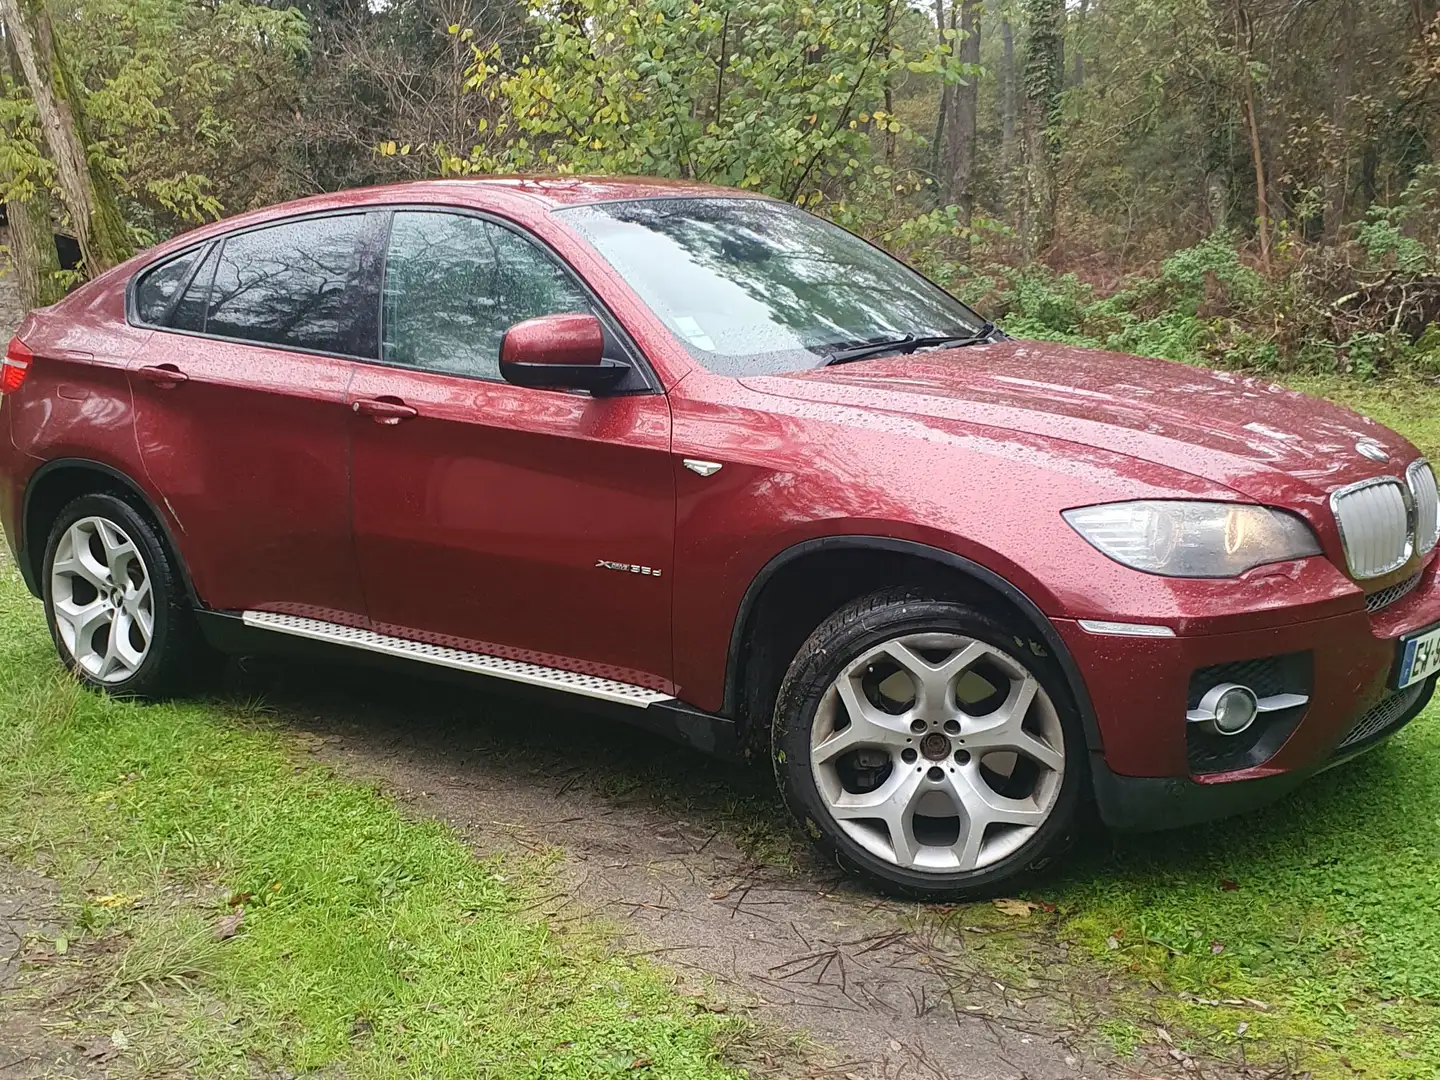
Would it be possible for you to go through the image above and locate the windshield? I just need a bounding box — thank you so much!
[555,197,986,376]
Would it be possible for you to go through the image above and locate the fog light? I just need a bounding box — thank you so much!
[1189,682,1260,736]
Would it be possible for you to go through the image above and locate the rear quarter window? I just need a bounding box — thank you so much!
[134,248,203,326]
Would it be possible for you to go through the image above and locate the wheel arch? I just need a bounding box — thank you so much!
[723,536,1103,753]
[19,458,199,605]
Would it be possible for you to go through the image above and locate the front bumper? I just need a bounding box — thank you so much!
[1058,557,1440,829]
[1089,675,1434,830]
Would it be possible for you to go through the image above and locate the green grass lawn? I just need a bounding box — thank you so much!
[0,559,751,1079]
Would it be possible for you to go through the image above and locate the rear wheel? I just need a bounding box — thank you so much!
[772,589,1085,899]
[42,493,211,697]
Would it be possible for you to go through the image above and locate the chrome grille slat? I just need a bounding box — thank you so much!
[1408,459,1439,555]
[1331,477,1411,580]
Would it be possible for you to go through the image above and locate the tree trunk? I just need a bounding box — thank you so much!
[1242,77,1271,272]
[946,0,981,235]
[1323,0,1356,238]
[2,21,62,310]
[0,0,130,275]
[1072,0,1088,87]
[1000,18,1018,183]
[1020,0,1064,261]
[931,0,950,195]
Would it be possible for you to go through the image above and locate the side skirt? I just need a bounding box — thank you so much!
[195,610,742,759]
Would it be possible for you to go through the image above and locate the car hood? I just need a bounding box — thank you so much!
[738,340,1413,504]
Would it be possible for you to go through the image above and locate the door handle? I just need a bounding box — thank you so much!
[135,364,188,387]
[352,397,418,425]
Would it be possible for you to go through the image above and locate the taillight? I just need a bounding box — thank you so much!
[1,337,33,393]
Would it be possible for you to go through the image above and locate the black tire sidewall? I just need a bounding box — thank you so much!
[41,493,190,696]
[772,592,1088,899]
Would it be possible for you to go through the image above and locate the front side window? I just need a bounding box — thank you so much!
[556,197,986,377]
[204,214,367,354]
[381,211,595,380]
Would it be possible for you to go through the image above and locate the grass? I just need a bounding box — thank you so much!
[0,559,752,1079]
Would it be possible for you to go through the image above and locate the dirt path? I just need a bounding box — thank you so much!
[232,656,1130,1080]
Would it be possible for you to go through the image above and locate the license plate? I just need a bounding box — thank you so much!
[1397,623,1440,689]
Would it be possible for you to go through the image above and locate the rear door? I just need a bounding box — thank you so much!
[128,211,381,620]
[346,209,676,691]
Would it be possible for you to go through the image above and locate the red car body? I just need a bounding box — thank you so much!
[2,177,1435,831]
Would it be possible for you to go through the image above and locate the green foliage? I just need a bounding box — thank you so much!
[451,0,972,205]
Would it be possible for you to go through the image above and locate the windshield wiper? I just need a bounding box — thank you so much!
[822,323,1000,366]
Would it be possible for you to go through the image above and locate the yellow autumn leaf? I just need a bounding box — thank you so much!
[993,898,1036,918]
[94,893,142,909]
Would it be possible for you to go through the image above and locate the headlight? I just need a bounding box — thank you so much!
[1063,500,1322,578]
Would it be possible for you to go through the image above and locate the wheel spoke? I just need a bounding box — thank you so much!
[106,610,147,676]
[876,638,987,718]
[829,766,926,867]
[946,766,1049,831]
[813,676,914,763]
[962,674,1062,770]
[95,519,140,582]
[56,596,111,649]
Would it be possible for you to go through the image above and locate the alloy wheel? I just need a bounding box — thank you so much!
[50,516,155,683]
[809,632,1065,873]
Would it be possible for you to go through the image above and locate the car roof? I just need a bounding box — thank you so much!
[122,176,771,271]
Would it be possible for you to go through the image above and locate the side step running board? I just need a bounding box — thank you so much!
[241,610,671,708]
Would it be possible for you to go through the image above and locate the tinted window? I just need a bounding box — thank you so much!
[205,215,366,354]
[557,198,985,376]
[134,248,202,325]
[170,244,218,332]
[381,211,594,380]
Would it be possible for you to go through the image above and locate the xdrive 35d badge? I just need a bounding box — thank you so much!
[3,177,1436,900]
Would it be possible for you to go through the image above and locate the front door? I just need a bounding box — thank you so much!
[347,210,675,691]
[129,212,376,621]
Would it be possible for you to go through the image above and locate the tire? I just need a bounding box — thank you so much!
[772,588,1087,900]
[42,492,212,698]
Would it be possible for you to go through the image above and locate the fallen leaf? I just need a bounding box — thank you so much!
[109,1029,130,1050]
[226,892,253,908]
[1210,940,1225,955]
[1220,878,1240,891]
[1156,1026,1173,1044]
[1105,935,1121,951]
[628,1056,652,1070]
[213,910,244,941]
[1236,1021,1249,1037]
[993,898,1036,918]
[94,893,141,909]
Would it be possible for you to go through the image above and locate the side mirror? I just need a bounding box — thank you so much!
[499,312,629,394]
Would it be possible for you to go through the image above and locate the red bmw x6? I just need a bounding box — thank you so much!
[2,178,1436,897]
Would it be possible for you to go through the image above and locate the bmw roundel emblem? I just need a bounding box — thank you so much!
[1356,440,1390,463]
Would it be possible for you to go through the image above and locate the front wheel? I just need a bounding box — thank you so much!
[772,589,1086,899]
[42,493,211,697]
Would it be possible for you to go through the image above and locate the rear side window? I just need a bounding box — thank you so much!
[205,214,367,354]
[134,248,203,325]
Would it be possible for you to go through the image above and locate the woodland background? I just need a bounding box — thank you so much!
[4,0,1440,378]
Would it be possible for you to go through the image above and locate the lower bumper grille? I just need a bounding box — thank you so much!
[1335,681,1428,752]
[1365,573,1422,614]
